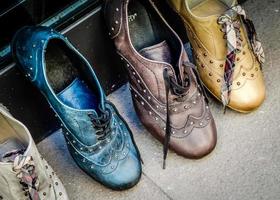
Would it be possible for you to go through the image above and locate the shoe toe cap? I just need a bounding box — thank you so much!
[230,73,265,112]
[171,118,217,159]
[104,151,142,190]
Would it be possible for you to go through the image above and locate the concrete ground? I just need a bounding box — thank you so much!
[38,0,280,199]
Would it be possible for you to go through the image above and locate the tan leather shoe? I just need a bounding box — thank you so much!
[169,0,265,113]
[104,0,217,168]
[0,105,68,200]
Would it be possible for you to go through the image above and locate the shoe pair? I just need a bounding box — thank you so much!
[12,26,142,191]
[104,0,265,166]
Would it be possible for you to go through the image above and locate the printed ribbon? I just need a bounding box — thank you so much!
[3,150,40,200]
[217,5,265,107]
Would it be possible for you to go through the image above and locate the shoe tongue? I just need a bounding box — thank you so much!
[139,41,172,64]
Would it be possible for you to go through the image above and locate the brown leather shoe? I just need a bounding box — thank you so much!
[168,0,265,113]
[104,0,217,167]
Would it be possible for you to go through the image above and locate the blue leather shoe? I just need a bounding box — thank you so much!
[12,26,142,190]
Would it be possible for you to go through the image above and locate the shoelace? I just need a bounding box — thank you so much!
[162,62,208,169]
[218,5,265,108]
[3,149,40,200]
[88,104,112,141]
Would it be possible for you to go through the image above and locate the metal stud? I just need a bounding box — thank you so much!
[220,64,224,68]
[149,111,152,115]
[82,158,86,163]
[209,73,212,76]
[210,60,213,64]
[193,101,196,104]
[132,72,136,75]
[217,79,221,83]
[115,20,119,24]
[237,82,241,86]
[206,117,210,120]
[91,165,94,169]
[198,93,201,96]
[135,94,138,97]
[163,127,166,131]
[148,96,151,100]
[141,101,144,105]
[173,108,177,112]
[111,165,114,169]
[203,53,207,57]
[111,27,115,31]
[143,89,146,93]
[251,74,254,77]
[155,117,159,121]
[199,122,203,126]
[32,44,36,48]
[116,8,119,11]
[190,121,194,125]
[137,79,141,83]
[127,64,130,67]
[172,131,175,134]
[72,140,76,144]
[206,106,209,109]
[156,105,159,109]
[29,55,32,59]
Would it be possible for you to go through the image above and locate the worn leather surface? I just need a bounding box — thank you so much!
[104,0,217,159]
[0,107,68,200]
[12,26,142,190]
[169,0,265,112]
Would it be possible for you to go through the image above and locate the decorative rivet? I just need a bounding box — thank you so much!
[73,140,76,144]
[190,121,194,125]
[209,73,212,76]
[49,175,52,178]
[120,57,124,60]
[45,165,48,169]
[59,192,62,196]
[43,192,46,196]
[143,89,146,93]
[220,64,223,68]
[199,122,203,126]
[184,105,189,109]
[30,67,33,70]
[80,147,83,151]
[210,60,213,64]
[91,165,94,169]
[137,80,141,83]
[251,74,254,77]
[173,108,177,112]
[119,122,122,125]
[236,57,240,61]
[111,27,115,31]
[32,44,36,48]
[141,101,144,105]
[108,32,111,36]
[172,131,175,134]
[193,101,196,104]
[255,67,258,71]
[163,127,166,131]
[217,79,221,83]
[148,96,151,100]
[29,55,32,59]
[127,64,130,67]
[155,117,159,121]
[55,182,58,186]
[148,111,152,115]
[99,146,102,149]
[41,40,44,43]
[116,8,119,11]
[115,20,119,24]
[49,184,52,188]
[206,117,210,120]
[237,82,241,86]
[135,94,138,97]
[242,51,246,55]
[184,130,187,134]
[242,72,246,76]
[156,105,159,109]
[111,166,114,169]
[198,93,201,96]
[201,64,205,68]
[203,53,207,57]
[132,72,136,75]
[206,106,209,109]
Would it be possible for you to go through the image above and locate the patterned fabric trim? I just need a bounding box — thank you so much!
[3,149,40,200]
[218,5,265,107]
